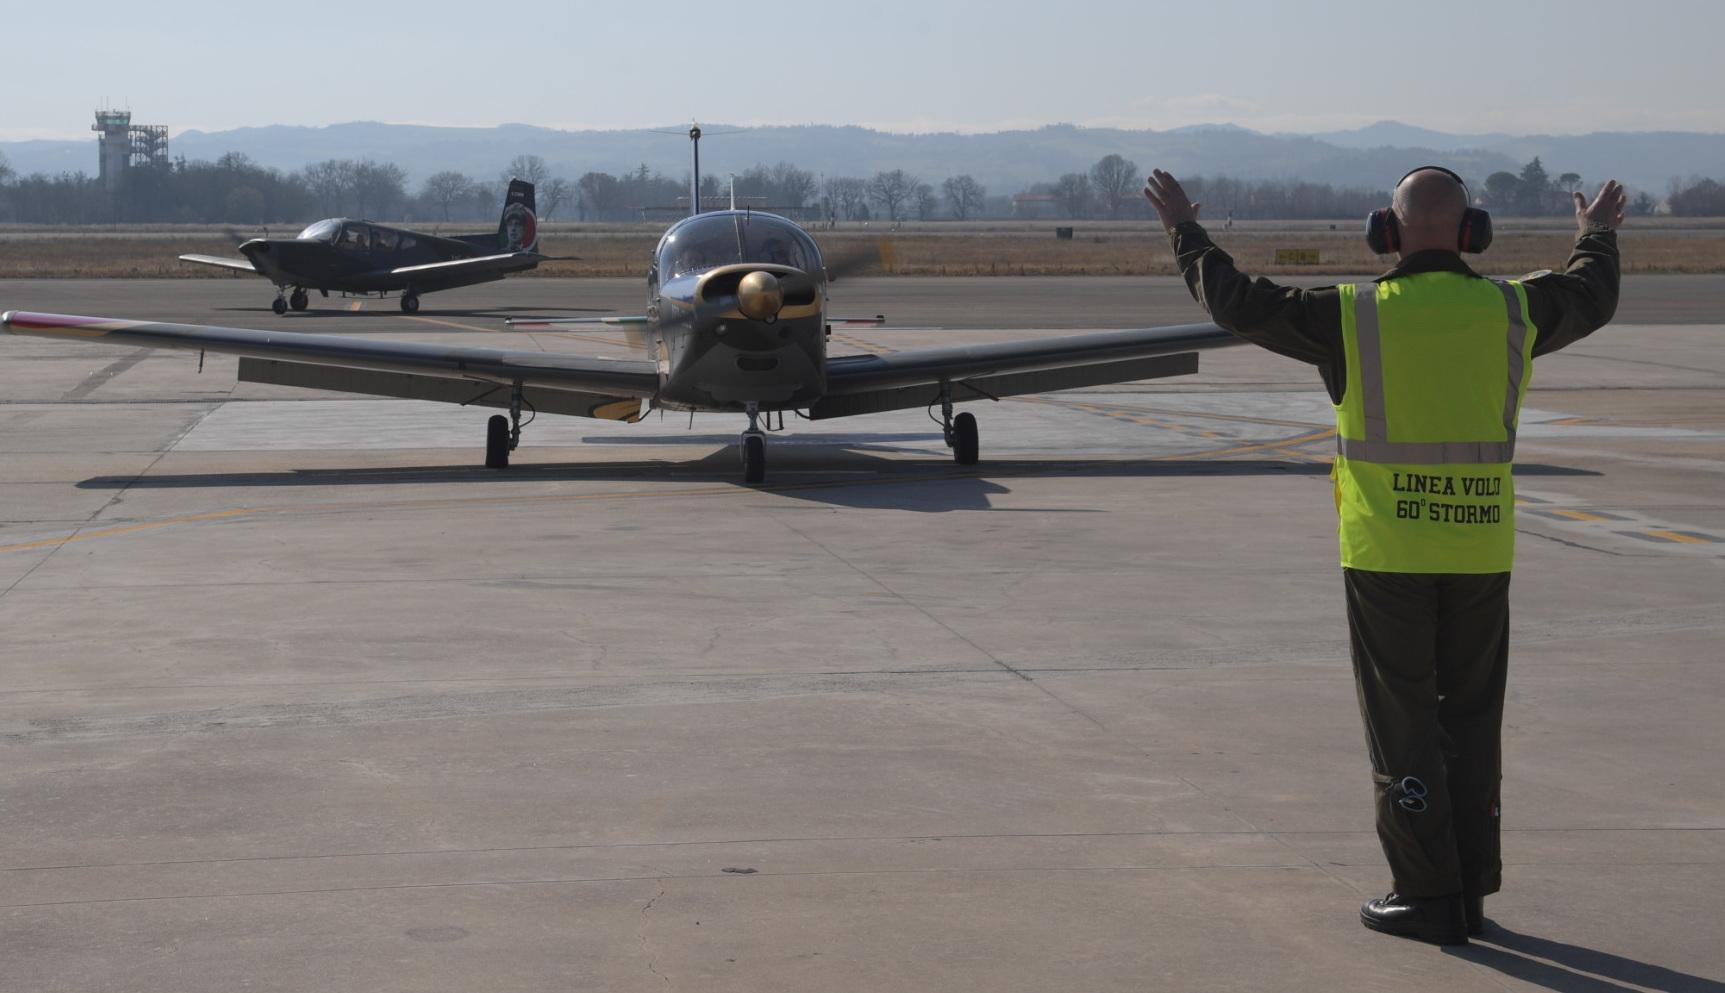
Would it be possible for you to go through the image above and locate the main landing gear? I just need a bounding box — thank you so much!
[272,287,310,314]
[740,402,767,484]
[938,380,980,465]
[400,291,421,313]
[485,381,526,469]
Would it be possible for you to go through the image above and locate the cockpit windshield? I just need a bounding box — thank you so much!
[297,218,341,242]
[658,212,819,278]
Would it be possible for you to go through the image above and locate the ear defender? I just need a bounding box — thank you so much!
[1365,207,1401,255]
[1365,166,1493,255]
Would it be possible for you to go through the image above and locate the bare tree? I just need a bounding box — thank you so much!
[823,176,868,221]
[1089,154,1140,220]
[1054,172,1093,219]
[352,159,408,219]
[867,169,918,222]
[421,171,472,221]
[540,178,572,221]
[577,171,621,221]
[770,162,817,209]
[943,174,986,220]
[303,159,357,216]
[913,182,938,221]
[503,154,550,190]
[0,150,13,185]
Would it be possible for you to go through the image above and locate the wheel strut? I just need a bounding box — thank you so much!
[508,380,524,451]
[938,379,956,447]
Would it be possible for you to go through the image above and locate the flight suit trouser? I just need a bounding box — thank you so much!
[1343,568,1509,899]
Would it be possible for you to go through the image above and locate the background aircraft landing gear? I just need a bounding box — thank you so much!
[485,381,526,469]
[740,402,766,484]
[271,293,288,315]
[400,291,420,314]
[289,288,308,312]
[938,380,980,465]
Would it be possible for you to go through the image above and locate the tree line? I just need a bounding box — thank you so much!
[2,148,1720,225]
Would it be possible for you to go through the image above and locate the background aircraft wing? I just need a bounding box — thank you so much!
[1,312,660,413]
[811,322,1240,419]
[389,252,544,278]
[177,253,259,274]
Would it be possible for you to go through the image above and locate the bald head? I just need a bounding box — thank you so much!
[1392,169,1469,254]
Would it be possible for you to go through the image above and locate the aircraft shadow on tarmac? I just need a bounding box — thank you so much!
[74,452,1599,514]
[1448,926,1725,993]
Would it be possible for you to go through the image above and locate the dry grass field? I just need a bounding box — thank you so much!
[2,218,1721,278]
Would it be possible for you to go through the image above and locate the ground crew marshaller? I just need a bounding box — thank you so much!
[1144,166,1624,945]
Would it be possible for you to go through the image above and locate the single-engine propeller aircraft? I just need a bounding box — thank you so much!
[4,129,1244,482]
[177,179,560,315]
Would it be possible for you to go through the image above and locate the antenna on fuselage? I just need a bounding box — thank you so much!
[688,122,702,216]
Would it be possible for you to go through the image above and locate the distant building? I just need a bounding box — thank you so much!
[1012,193,1060,219]
[91,109,169,194]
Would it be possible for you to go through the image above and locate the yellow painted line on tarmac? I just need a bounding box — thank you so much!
[0,508,261,555]
[1152,427,1338,461]
[1551,509,1610,523]
[829,333,892,355]
[403,315,499,334]
[1644,530,1718,545]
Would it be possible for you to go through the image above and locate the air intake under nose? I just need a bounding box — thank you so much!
[737,355,780,372]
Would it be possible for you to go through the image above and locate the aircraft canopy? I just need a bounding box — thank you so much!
[656,211,819,279]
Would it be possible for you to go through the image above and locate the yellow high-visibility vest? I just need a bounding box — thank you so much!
[1334,273,1537,573]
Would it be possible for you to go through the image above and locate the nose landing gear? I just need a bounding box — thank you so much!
[740,401,767,484]
[400,290,421,313]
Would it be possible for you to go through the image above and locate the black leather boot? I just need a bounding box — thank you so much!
[1360,892,1469,945]
[1465,894,1485,937]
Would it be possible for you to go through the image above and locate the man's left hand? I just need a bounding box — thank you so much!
[1144,169,1201,233]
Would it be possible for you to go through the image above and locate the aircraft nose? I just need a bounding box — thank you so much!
[736,271,784,322]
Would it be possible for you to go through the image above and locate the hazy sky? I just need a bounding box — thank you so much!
[5,0,1721,141]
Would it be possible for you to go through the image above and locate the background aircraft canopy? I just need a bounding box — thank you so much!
[297,219,342,242]
[657,212,819,278]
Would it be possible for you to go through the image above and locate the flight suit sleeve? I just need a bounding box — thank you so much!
[1167,221,1343,367]
[1523,227,1619,357]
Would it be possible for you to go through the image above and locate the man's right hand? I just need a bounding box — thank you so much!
[1144,169,1202,233]
[1576,180,1627,231]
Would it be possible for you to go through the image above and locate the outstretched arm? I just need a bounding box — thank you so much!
[1146,170,1342,371]
[1526,180,1624,357]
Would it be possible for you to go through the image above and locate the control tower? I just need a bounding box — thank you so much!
[92,109,169,193]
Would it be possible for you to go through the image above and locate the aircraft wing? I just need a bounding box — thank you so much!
[389,252,544,278]
[178,253,259,274]
[1,312,660,413]
[811,322,1240,419]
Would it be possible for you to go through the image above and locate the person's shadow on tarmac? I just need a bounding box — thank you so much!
[1448,926,1724,992]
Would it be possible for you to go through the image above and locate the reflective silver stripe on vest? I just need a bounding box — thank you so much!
[1339,280,1528,466]
[1497,279,1530,438]
[1352,287,1388,442]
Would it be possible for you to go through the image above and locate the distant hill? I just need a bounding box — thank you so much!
[5,121,1722,195]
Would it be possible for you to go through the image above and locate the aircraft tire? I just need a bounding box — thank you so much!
[271,296,288,316]
[742,433,766,484]
[400,293,420,314]
[289,289,309,312]
[953,411,979,465]
[485,414,510,469]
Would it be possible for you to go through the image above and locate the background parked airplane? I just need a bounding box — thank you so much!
[178,179,561,314]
